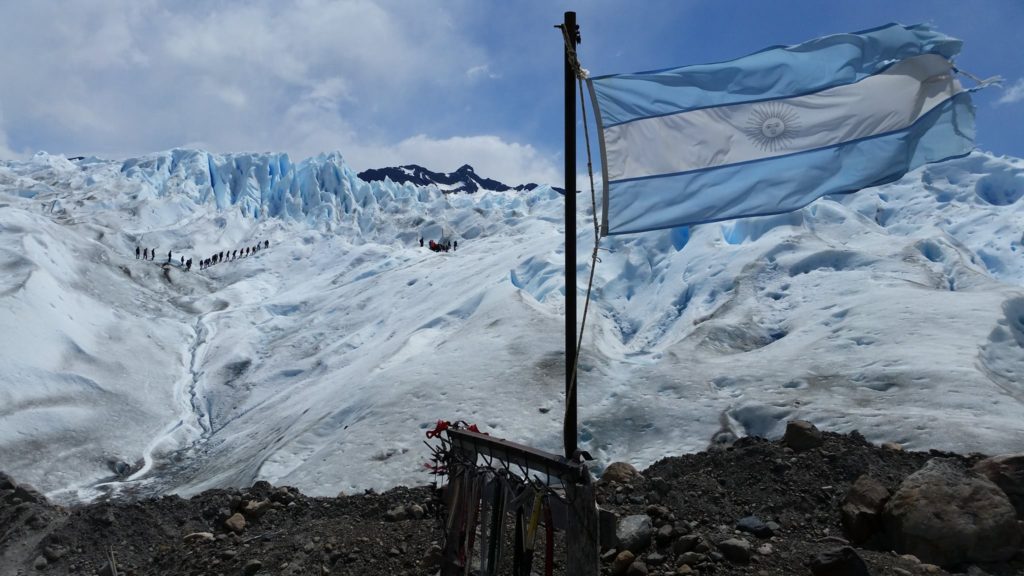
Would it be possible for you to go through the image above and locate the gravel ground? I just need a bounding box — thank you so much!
[1,429,1021,576]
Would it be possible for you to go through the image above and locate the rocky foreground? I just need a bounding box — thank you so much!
[1,423,1022,576]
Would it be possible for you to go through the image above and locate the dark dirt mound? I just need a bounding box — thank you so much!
[2,429,1022,576]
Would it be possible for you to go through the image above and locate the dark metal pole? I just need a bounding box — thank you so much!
[563,10,578,460]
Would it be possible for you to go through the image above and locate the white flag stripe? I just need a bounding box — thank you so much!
[603,54,963,183]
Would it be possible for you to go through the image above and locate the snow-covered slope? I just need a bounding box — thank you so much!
[0,148,1022,503]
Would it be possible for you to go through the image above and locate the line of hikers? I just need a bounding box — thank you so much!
[135,239,270,272]
[421,237,457,253]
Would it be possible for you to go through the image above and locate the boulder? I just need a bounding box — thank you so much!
[384,505,408,522]
[716,538,751,563]
[242,498,271,519]
[841,475,890,543]
[808,546,870,576]
[616,514,653,553]
[883,458,1021,566]
[783,420,823,451]
[626,560,649,576]
[42,544,69,562]
[655,523,675,546]
[611,550,635,576]
[603,462,641,484]
[672,534,699,555]
[735,515,773,538]
[973,453,1024,518]
[224,512,246,533]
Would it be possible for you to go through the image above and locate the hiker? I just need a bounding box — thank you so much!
[180,256,185,266]
[151,249,156,261]
[233,250,237,260]
[186,258,192,271]
[419,237,424,247]
[142,248,148,260]
[135,246,140,259]
[454,240,458,251]
[264,240,269,249]
[167,250,172,264]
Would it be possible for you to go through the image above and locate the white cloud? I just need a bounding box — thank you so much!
[996,78,1024,106]
[467,64,501,80]
[0,0,492,163]
[0,1,563,186]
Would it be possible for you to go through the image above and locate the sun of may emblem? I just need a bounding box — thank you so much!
[744,102,801,152]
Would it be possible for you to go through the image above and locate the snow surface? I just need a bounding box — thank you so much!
[0,148,1022,503]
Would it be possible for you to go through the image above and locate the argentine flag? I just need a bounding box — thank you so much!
[588,23,976,236]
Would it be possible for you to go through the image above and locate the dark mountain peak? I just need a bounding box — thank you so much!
[357,163,542,194]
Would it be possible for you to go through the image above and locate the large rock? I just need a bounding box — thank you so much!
[808,546,870,576]
[783,420,823,451]
[841,475,890,543]
[973,453,1024,518]
[883,458,1021,566]
[616,515,653,553]
[717,538,751,564]
[224,512,246,533]
[602,462,640,484]
[735,515,773,538]
[611,550,635,576]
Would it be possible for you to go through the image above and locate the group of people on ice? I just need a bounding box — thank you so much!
[136,246,195,270]
[198,239,270,270]
[421,237,457,252]
[134,239,270,272]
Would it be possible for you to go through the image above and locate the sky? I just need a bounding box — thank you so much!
[1,0,1022,186]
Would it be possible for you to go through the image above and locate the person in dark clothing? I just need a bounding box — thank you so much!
[135,246,140,259]
[167,250,172,264]
[151,249,156,261]
[454,240,458,251]
[233,250,237,260]
[264,240,269,249]
[186,258,192,271]
[180,256,185,266]
[419,237,424,247]
[142,248,148,260]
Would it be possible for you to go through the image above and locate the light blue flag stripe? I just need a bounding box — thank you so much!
[602,93,975,236]
[590,23,962,128]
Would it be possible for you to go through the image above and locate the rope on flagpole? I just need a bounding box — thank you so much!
[559,24,600,445]
[952,66,1002,91]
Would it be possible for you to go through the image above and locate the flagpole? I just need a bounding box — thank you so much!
[563,10,578,460]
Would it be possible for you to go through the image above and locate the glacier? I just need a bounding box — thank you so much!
[0,148,1022,503]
